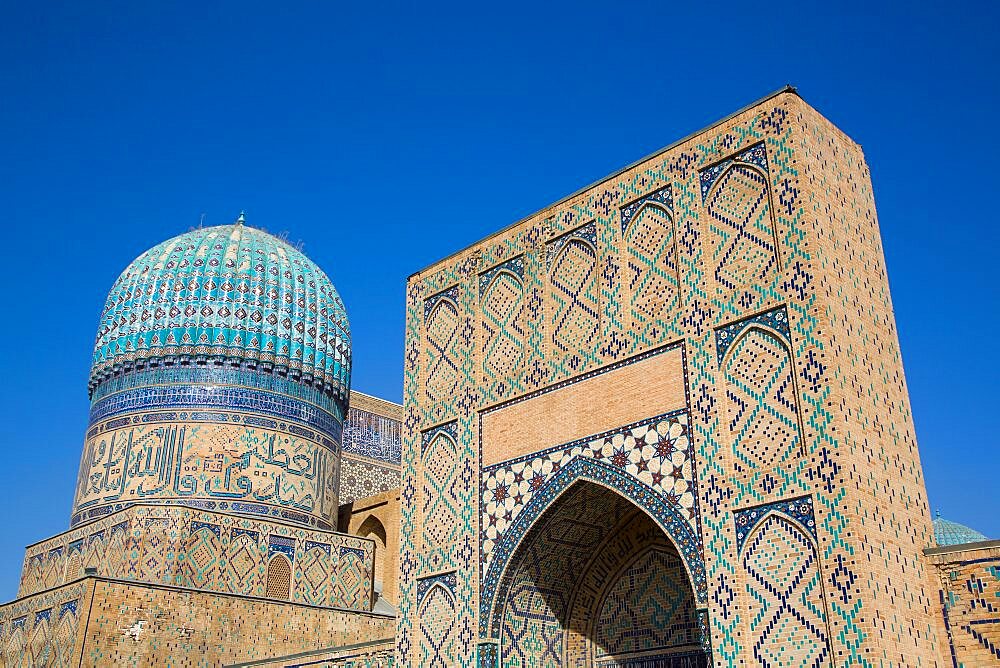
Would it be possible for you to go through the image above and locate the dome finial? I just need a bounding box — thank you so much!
[235,210,246,225]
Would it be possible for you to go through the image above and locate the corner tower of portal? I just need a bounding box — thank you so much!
[399,89,948,666]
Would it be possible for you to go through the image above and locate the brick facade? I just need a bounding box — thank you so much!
[400,89,950,666]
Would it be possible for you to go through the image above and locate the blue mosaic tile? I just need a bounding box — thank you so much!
[268,535,296,558]
[733,495,817,552]
[621,184,673,233]
[417,570,457,606]
[479,255,525,298]
[699,142,769,200]
[714,305,791,365]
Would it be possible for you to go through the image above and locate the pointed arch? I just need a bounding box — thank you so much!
[265,553,292,600]
[483,456,707,639]
[424,297,462,402]
[356,514,389,594]
[227,531,265,596]
[492,475,709,667]
[740,513,830,666]
[357,514,388,547]
[703,159,780,300]
[549,237,600,374]
[417,581,457,667]
[722,323,804,473]
[28,616,51,666]
[183,524,222,589]
[53,605,79,665]
[480,269,526,395]
[622,200,681,344]
[64,550,83,584]
[4,624,27,666]
[420,427,460,552]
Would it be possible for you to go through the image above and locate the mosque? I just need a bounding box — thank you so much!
[0,88,997,667]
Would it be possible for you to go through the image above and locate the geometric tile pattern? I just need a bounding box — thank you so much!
[548,224,601,377]
[480,257,526,402]
[403,91,941,668]
[338,455,402,505]
[0,578,397,667]
[721,320,803,474]
[499,483,636,668]
[701,143,778,311]
[497,483,707,667]
[418,576,458,668]
[933,554,1000,667]
[0,583,84,668]
[740,513,829,667]
[421,424,461,552]
[424,287,463,407]
[621,185,681,350]
[593,548,706,667]
[480,410,697,577]
[798,102,942,662]
[89,223,351,402]
[403,245,483,666]
[16,505,374,612]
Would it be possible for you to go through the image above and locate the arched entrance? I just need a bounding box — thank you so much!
[356,514,390,601]
[493,480,709,667]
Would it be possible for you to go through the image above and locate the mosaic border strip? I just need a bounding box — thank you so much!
[733,495,816,552]
[621,184,673,233]
[698,142,769,201]
[479,409,698,581]
[481,340,684,416]
[70,497,335,531]
[479,255,525,299]
[90,365,343,417]
[89,384,344,443]
[714,304,791,365]
[416,570,457,606]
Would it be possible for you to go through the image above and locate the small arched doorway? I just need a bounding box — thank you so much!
[356,514,390,602]
[493,480,709,667]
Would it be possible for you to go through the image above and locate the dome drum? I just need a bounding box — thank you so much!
[73,222,353,531]
[89,354,349,410]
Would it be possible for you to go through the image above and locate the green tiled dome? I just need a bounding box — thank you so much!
[933,513,989,547]
[90,219,351,401]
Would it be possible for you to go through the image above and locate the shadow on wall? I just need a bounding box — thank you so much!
[493,481,708,667]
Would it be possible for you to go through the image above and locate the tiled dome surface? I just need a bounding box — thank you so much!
[90,222,350,399]
[933,515,989,547]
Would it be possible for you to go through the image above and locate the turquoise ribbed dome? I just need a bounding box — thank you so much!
[933,513,988,547]
[90,221,351,401]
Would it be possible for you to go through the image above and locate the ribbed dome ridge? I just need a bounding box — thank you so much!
[933,514,989,547]
[89,223,351,400]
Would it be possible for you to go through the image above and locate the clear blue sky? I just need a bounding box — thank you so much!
[0,1,995,598]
